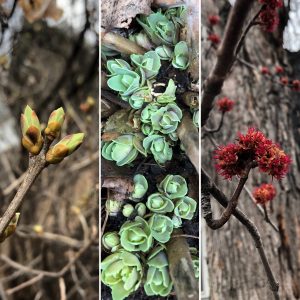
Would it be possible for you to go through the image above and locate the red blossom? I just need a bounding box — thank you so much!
[253,183,276,205]
[280,76,289,85]
[216,97,235,113]
[275,65,284,74]
[292,80,300,91]
[258,0,283,9]
[208,15,220,26]
[214,128,291,180]
[260,66,270,75]
[256,141,292,179]
[208,33,221,44]
[259,8,279,32]
[214,144,243,179]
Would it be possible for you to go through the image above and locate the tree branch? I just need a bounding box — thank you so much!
[201,169,280,300]
[201,0,255,127]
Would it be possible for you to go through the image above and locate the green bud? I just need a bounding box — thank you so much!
[171,215,182,228]
[141,103,160,124]
[130,51,161,84]
[44,107,65,140]
[141,123,156,136]
[156,79,177,104]
[158,174,188,199]
[193,109,199,128]
[106,199,123,216]
[120,216,153,252]
[165,6,187,27]
[174,196,197,220]
[101,250,143,300]
[0,213,20,243]
[46,133,85,164]
[131,174,148,200]
[20,105,43,155]
[102,231,120,252]
[107,59,132,75]
[172,41,189,70]
[122,204,134,217]
[155,45,173,61]
[151,103,182,134]
[168,131,178,141]
[148,213,173,243]
[101,45,119,61]
[137,12,178,46]
[146,193,174,214]
[144,245,173,297]
[128,87,152,109]
[143,134,173,165]
[102,134,146,166]
[135,203,147,217]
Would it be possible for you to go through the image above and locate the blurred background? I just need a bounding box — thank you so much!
[0,0,99,299]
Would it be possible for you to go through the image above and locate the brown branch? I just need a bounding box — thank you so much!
[6,274,44,295]
[101,31,146,56]
[204,112,225,133]
[201,169,280,300]
[177,111,199,173]
[201,0,255,127]
[166,229,199,300]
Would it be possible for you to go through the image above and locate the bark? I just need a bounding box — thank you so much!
[202,1,300,299]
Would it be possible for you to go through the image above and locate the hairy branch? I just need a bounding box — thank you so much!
[201,0,255,127]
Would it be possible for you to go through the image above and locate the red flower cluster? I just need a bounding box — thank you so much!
[208,33,221,44]
[253,183,276,205]
[259,0,282,32]
[214,128,291,180]
[292,80,300,91]
[208,15,220,26]
[216,97,235,113]
[260,66,270,75]
[280,76,289,85]
[275,65,284,74]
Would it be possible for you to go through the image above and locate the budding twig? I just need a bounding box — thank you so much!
[201,169,280,300]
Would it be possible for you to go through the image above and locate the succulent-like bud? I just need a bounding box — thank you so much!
[156,79,177,104]
[46,133,85,164]
[135,203,147,217]
[137,12,178,46]
[20,105,43,155]
[101,250,143,300]
[171,215,182,228]
[119,216,153,252]
[143,134,173,165]
[129,87,152,109]
[146,193,174,214]
[155,45,173,61]
[141,123,156,136]
[158,174,188,199]
[174,196,197,220]
[148,213,173,243]
[0,213,20,243]
[122,204,134,217]
[151,103,182,134]
[193,109,199,128]
[105,199,123,216]
[102,134,146,166]
[172,41,189,70]
[141,103,160,124]
[131,174,148,201]
[44,107,65,140]
[144,245,173,297]
[165,6,187,27]
[130,51,161,84]
[107,59,132,75]
[102,231,120,252]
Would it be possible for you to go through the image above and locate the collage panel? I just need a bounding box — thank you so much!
[100,0,199,299]
[202,0,300,299]
[0,0,99,299]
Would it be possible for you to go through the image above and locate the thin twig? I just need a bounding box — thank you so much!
[204,112,225,133]
[6,274,44,295]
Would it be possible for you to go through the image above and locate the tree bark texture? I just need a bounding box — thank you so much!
[202,1,300,299]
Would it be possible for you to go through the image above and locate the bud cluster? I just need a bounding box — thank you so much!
[253,183,276,204]
[259,0,282,32]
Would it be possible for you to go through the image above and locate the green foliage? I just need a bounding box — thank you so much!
[143,134,173,165]
[174,196,197,220]
[106,199,123,216]
[119,216,153,252]
[158,174,188,199]
[172,41,189,70]
[101,250,143,300]
[156,79,177,104]
[148,213,174,243]
[144,246,173,296]
[128,86,152,109]
[135,203,147,217]
[155,45,173,61]
[102,231,120,252]
[131,174,148,201]
[171,215,182,228]
[101,134,146,166]
[146,193,174,213]
[122,204,134,217]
